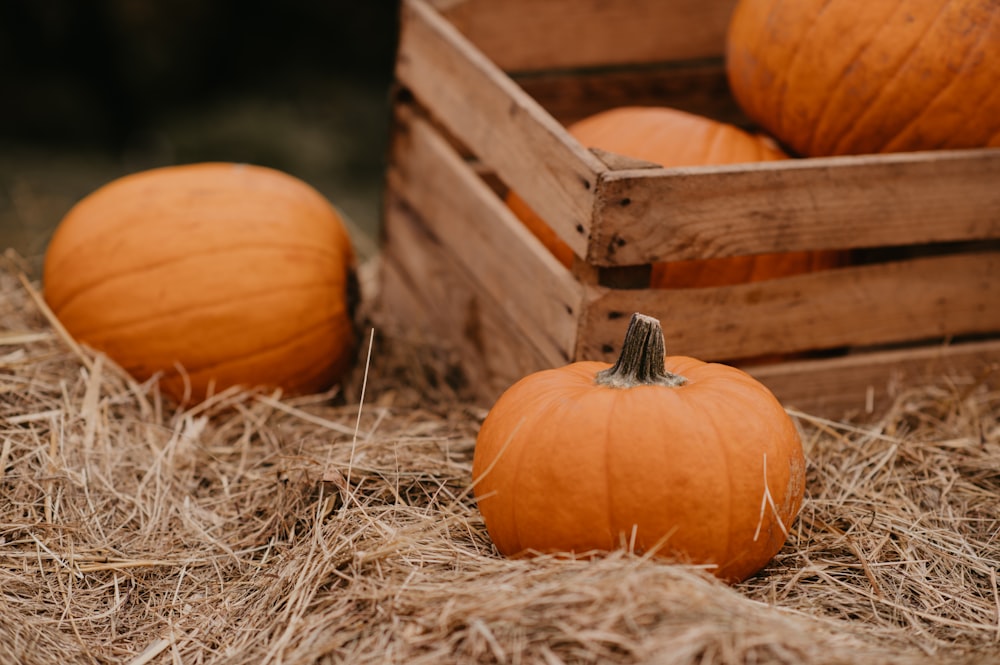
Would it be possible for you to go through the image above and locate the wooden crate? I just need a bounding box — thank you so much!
[375,0,1000,418]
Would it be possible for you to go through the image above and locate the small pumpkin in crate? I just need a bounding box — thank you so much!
[726,0,1000,156]
[507,106,844,286]
[43,162,357,403]
[472,313,805,583]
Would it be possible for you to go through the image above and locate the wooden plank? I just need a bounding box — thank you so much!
[387,106,583,366]
[376,195,557,400]
[377,234,509,399]
[429,0,737,71]
[397,0,605,261]
[514,60,746,128]
[747,339,1000,421]
[578,251,1000,362]
[591,148,1000,265]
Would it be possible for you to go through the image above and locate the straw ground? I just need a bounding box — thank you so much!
[1,251,998,664]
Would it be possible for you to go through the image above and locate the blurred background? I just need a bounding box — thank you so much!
[0,0,400,271]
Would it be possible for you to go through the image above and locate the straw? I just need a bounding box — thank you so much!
[1,257,997,664]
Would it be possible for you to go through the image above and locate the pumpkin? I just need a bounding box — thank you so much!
[507,106,844,287]
[472,313,805,583]
[726,0,1000,157]
[43,162,357,403]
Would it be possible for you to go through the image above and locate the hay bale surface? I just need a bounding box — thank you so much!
[1,252,998,664]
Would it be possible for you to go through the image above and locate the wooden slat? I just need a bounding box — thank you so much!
[579,251,1000,362]
[429,0,737,71]
[377,195,557,400]
[397,0,605,260]
[514,60,745,128]
[387,106,583,366]
[747,339,1000,421]
[591,148,1000,265]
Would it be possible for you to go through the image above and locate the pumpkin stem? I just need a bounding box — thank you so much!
[595,313,688,388]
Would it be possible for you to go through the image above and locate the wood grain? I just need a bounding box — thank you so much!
[429,0,737,71]
[514,60,745,127]
[377,195,559,400]
[591,148,1000,265]
[386,106,583,367]
[397,0,605,261]
[579,251,999,361]
[748,339,1000,421]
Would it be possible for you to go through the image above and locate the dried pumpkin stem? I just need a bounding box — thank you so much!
[595,313,688,388]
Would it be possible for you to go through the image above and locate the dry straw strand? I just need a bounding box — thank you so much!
[1,257,998,664]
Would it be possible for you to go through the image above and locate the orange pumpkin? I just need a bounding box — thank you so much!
[43,162,357,403]
[507,106,844,286]
[726,0,1000,156]
[472,313,805,583]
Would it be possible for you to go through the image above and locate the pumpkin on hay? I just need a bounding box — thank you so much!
[43,162,357,403]
[472,313,805,583]
[506,106,844,287]
[726,0,1000,157]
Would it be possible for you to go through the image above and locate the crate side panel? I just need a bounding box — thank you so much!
[387,108,583,365]
[377,195,558,403]
[397,0,605,261]
[429,0,738,71]
[747,339,1000,420]
[592,149,1000,265]
[514,61,744,128]
[579,251,1000,362]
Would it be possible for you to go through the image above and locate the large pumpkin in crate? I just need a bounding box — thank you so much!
[43,162,357,402]
[507,106,844,287]
[726,0,1000,156]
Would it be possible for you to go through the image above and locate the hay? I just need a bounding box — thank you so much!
[1,251,998,664]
